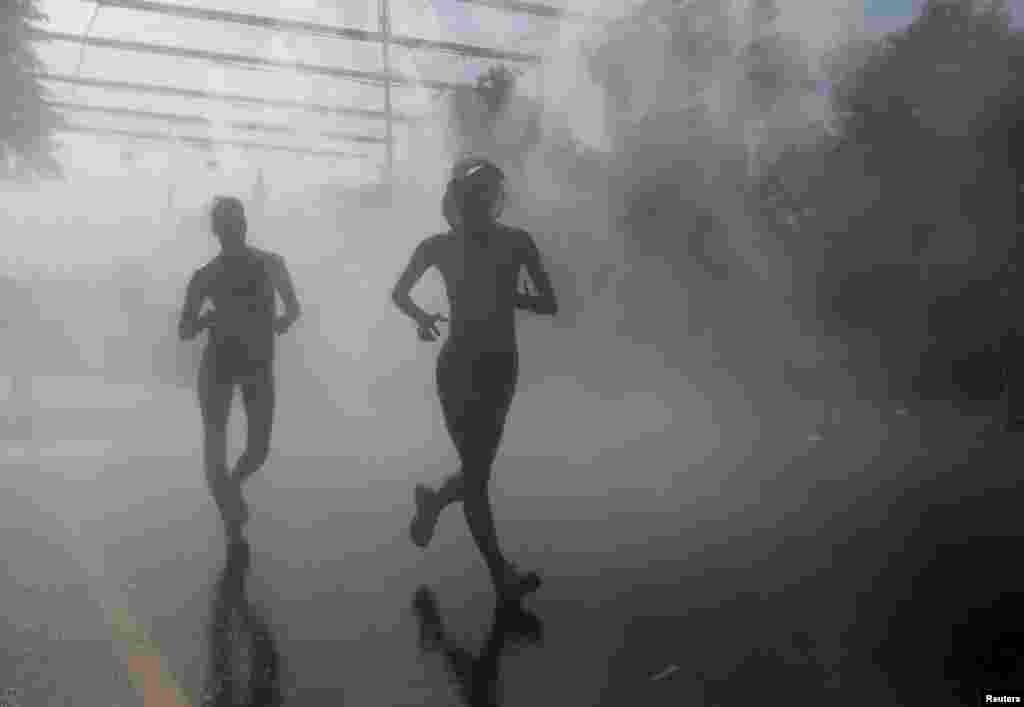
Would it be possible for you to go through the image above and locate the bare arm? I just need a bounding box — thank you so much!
[269,254,302,334]
[178,270,208,341]
[392,239,435,327]
[516,233,559,316]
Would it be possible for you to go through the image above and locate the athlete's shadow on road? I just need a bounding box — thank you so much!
[411,586,543,707]
[203,539,285,707]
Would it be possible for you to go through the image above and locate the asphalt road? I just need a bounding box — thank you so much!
[2,376,1021,706]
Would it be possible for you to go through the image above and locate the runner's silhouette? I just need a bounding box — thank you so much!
[392,158,558,601]
[179,196,301,540]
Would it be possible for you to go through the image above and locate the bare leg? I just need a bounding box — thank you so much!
[416,349,540,598]
[199,362,232,494]
[459,372,540,600]
[460,457,507,588]
[444,391,528,594]
[435,381,469,510]
[198,357,243,534]
[410,383,468,548]
[234,367,275,485]
[227,368,274,525]
[459,453,539,603]
[434,473,464,508]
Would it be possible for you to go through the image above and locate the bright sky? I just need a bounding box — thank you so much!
[864,0,1023,32]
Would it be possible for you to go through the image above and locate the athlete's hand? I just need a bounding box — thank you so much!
[417,313,447,342]
[273,316,293,335]
[514,292,538,312]
[196,311,216,332]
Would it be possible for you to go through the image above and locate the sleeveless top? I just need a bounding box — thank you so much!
[200,249,277,366]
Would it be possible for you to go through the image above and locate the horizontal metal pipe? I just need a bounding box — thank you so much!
[30,29,463,90]
[95,0,541,63]
[58,123,373,158]
[45,100,390,144]
[36,72,422,122]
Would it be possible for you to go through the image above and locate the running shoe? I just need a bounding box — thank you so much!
[410,484,441,549]
[497,565,542,603]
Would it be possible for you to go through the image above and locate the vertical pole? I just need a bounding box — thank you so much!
[536,61,544,113]
[380,0,394,187]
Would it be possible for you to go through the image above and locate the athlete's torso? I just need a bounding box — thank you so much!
[196,248,277,363]
[425,224,528,354]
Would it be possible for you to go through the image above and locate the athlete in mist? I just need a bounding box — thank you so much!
[179,196,301,539]
[391,158,559,602]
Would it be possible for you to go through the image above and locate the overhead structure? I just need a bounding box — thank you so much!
[35,72,422,122]
[380,0,394,185]
[45,100,390,144]
[455,0,568,19]
[454,0,612,23]
[92,0,543,64]
[31,0,549,181]
[61,123,371,159]
[30,30,465,90]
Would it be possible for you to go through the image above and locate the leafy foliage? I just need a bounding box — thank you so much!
[801,0,1024,401]
[447,63,542,174]
[1,0,63,180]
[444,0,1024,403]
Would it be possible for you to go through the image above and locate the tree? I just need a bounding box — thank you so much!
[447,64,542,169]
[1,0,63,179]
[475,64,517,118]
[805,0,1023,402]
[821,0,1017,271]
[741,0,815,116]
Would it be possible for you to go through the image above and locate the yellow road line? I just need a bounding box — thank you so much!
[108,607,192,707]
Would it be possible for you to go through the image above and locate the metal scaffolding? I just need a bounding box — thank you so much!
[36,72,422,122]
[455,0,567,19]
[61,123,371,159]
[455,0,611,23]
[45,100,389,144]
[380,0,395,185]
[92,0,542,64]
[31,1,549,180]
[31,30,464,90]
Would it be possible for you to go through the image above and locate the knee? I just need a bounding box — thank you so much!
[459,467,490,496]
[200,424,227,446]
[245,440,271,466]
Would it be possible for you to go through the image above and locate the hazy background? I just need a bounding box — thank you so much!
[3,1,1024,705]
[4,0,1021,460]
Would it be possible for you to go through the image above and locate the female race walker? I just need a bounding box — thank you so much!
[391,158,559,602]
[178,197,301,539]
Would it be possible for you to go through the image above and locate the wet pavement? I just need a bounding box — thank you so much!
[2,377,1022,706]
